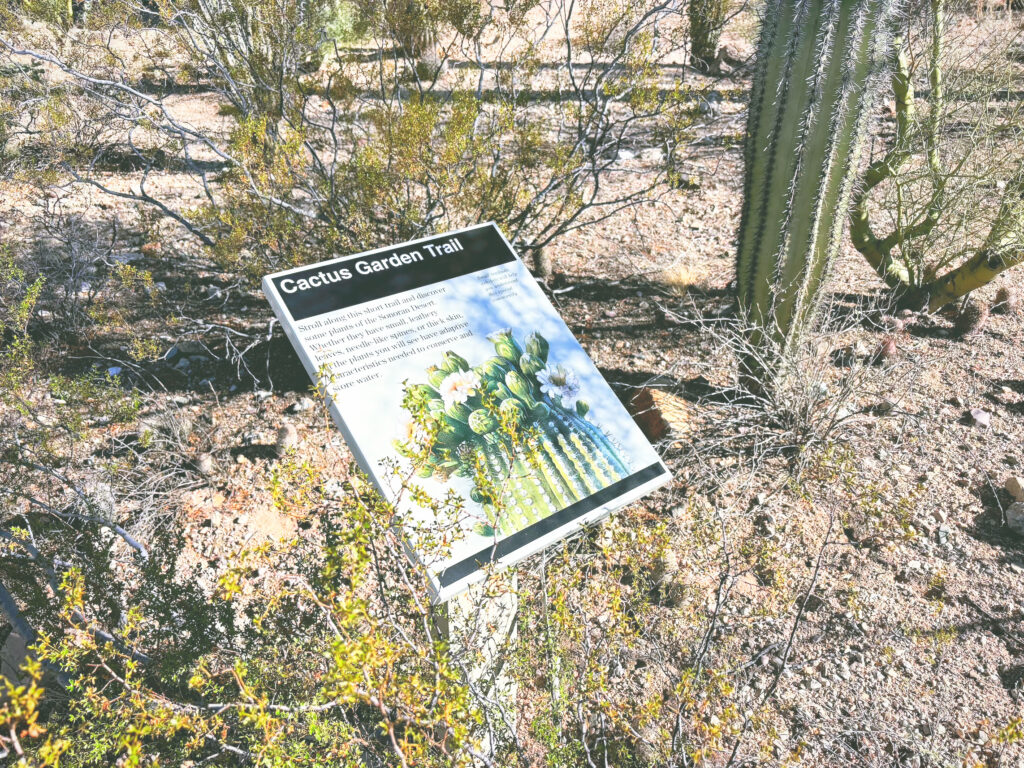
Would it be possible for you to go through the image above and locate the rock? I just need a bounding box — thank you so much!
[833,341,869,367]
[275,423,300,456]
[1005,476,1024,502]
[873,337,898,363]
[968,408,991,428]
[1007,502,1024,536]
[878,314,905,333]
[196,453,216,476]
[290,396,316,413]
[628,387,697,442]
[652,547,679,586]
[616,148,637,162]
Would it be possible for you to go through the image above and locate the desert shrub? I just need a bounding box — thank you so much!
[1,0,696,279]
[850,0,1024,310]
[688,0,732,70]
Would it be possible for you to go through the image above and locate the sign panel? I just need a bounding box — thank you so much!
[263,223,671,600]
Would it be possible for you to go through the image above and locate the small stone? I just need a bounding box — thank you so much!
[879,314,905,333]
[1006,502,1024,536]
[290,396,316,413]
[1005,476,1024,502]
[968,408,991,428]
[275,423,300,456]
[196,453,215,476]
[873,336,898,363]
[650,546,680,590]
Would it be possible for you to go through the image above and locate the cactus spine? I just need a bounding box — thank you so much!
[735,0,895,391]
[399,330,631,537]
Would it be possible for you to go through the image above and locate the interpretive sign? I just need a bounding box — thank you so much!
[263,223,671,600]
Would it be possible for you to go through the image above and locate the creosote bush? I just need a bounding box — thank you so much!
[2,0,696,281]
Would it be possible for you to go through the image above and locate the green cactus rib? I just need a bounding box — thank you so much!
[402,329,634,535]
[512,445,567,515]
[550,407,629,479]
[524,440,575,508]
[479,443,556,534]
[538,432,586,500]
[555,433,601,496]
[735,0,895,387]
[568,432,613,488]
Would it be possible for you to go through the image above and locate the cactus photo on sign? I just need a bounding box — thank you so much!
[263,224,670,600]
[398,329,631,538]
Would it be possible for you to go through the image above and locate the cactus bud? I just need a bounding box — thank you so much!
[505,369,537,404]
[411,383,441,402]
[575,400,590,418]
[478,356,511,381]
[468,409,499,435]
[529,401,550,420]
[525,331,549,362]
[488,329,524,363]
[446,401,472,422]
[427,365,447,388]
[500,398,525,425]
[519,353,545,376]
[492,382,515,401]
[442,350,470,373]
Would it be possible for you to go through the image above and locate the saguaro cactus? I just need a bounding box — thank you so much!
[400,330,632,537]
[735,0,895,392]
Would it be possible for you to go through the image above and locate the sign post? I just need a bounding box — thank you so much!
[263,223,671,747]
